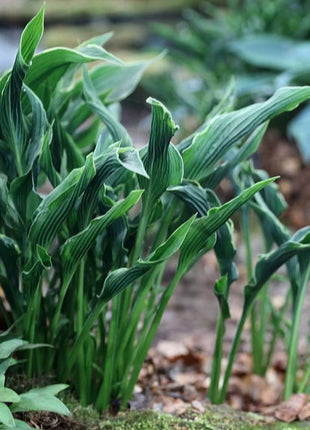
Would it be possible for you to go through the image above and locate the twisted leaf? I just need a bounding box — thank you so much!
[244,227,310,308]
[140,98,182,206]
[183,86,310,182]
[178,178,276,275]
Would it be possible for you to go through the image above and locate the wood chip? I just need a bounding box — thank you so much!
[274,394,309,422]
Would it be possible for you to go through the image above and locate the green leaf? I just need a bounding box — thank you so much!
[0,402,15,428]
[177,178,276,275]
[0,175,20,228]
[230,35,310,71]
[205,122,268,188]
[117,147,149,179]
[61,190,143,286]
[288,104,310,163]
[0,339,28,360]
[0,6,45,178]
[12,419,33,430]
[0,235,23,315]
[71,59,151,104]
[38,126,61,188]
[206,190,238,286]
[140,98,181,205]
[36,245,51,269]
[0,387,20,403]
[78,32,113,48]
[82,66,131,146]
[0,358,13,379]
[20,5,45,65]
[29,154,96,249]
[169,183,237,285]
[25,44,123,104]
[23,85,49,175]
[99,215,195,303]
[251,167,287,216]
[244,227,310,308]
[183,86,310,182]
[168,183,210,216]
[64,216,195,378]
[177,80,235,154]
[10,172,42,226]
[21,384,68,397]
[10,385,70,416]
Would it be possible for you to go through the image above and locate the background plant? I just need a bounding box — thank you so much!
[0,331,69,430]
[144,0,310,394]
[147,0,310,160]
[1,5,310,413]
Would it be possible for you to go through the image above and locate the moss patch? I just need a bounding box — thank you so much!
[66,398,310,430]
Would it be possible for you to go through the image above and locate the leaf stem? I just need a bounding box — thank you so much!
[284,263,310,398]
[208,314,225,403]
[121,271,181,407]
[76,259,87,405]
[218,308,249,403]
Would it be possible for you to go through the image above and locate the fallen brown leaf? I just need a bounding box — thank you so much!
[232,353,252,376]
[274,393,309,422]
[242,374,268,403]
[298,403,310,421]
[161,396,190,415]
[175,372,204,386]
[156,341,188,361]
[191,400,205,414]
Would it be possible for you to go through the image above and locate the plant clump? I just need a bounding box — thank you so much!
[0,5,310,415]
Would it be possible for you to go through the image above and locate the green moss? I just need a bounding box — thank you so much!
[64,397,310,430]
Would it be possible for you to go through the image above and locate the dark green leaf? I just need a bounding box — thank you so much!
[244,228,310,308]
[29,154,96,249]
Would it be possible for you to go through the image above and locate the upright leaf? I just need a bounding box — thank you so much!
[140,98,182,205]
[0,5,45,177]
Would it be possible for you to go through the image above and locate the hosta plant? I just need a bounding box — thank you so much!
[1,5,310,412]
[0,331,70,430]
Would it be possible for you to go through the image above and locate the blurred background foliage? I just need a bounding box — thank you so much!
[1,0,310,159]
